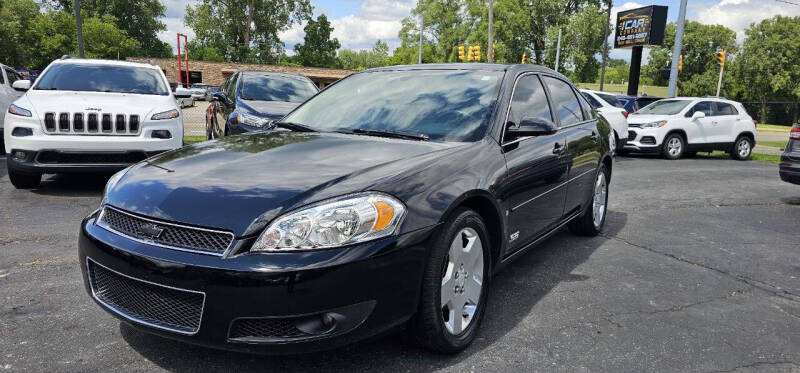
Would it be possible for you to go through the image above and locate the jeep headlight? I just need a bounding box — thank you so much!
[236,112,270,128]
[641,120,668,128]
[251,193,406,252]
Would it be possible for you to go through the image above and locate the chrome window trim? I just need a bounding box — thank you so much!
[86,257,205,335]
[96,205,235,257]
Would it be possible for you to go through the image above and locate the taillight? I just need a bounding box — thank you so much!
[753,120,758,128]
[790,124,800,140]
[621,111,629,118]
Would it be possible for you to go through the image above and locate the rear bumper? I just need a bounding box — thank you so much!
[78,211,434,354]
[779,153,800,185]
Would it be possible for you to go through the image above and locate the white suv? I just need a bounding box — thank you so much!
[4,58,184,188]
[580,89,629,150]
[624,97,757,160]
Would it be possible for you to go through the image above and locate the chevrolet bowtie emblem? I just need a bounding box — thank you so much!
[137,223,164,240]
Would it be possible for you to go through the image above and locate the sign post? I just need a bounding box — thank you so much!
[613,5,668,96]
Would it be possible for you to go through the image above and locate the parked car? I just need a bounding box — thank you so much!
[617,95,662,113]
[79,64,613,354]
[779,122,800,185]
[206,70,319,139]
[581,89,628,151]
[0,63,26,154]
[4,58,184,188]
[174,87,194,108]
[624,97,757,160]
[204,85,219,101]
[190,83,211,101]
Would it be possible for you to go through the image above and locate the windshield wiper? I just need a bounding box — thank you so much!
[269,121,318,132]
[142,159,174,173]
[341,128,429,141]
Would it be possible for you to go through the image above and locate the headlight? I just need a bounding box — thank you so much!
[151,109,179,120]
[103,166,131,198]
[236,112,270,128]
[251,192,407,252]
[641,120,668,128]
[8,104,32,117]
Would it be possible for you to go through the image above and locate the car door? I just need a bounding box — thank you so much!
[215,72,239,136]
[500,74,569,253]
[711,102,740,143]
[542,76,601,214]
[684,101,715,144]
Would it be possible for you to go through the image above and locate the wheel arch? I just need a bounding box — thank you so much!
[737,131,755,143]
[439,190,505,274]
[664,129,688,144]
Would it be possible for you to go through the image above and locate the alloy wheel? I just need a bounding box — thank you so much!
[593,172,608,228]
[738,139,751,158]
[667,137,682,157]
[440,227,484,336]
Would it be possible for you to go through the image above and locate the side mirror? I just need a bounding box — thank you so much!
[12,80,31,91]
[507,117,558,138]
[212,91,231,105]
[174,87,192,98]
[691,111,706,120]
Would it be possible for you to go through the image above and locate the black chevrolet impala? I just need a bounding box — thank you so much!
[79,64,613,354]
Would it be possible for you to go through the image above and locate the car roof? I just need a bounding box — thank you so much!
[359,63,570,80]
[50,58,161,70]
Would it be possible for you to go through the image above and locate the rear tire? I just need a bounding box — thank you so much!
[662,134,685,160]
[569,164,609,237]
[8,165,41,189]
[0,139,5,155]
[409,207,490,354]
[731,136,752,160]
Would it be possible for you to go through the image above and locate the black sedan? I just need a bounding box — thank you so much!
[779,122,800,185]
[205,70,319,139]
[79,64,614,354]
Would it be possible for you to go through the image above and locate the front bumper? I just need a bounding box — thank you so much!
[7,149,167,174]
[78,212,434,354]
[623,127,662,154]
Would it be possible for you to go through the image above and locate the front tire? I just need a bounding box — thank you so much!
[731,136,752,160]
[409,208,490,354]
[569,164,609,236]
[662,134,685,160]
[7,164,41,189]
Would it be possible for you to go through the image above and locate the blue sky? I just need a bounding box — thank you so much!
[158,0,800,60]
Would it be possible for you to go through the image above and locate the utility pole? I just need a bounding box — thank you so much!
[487,0,494,63]
[599,0,612,91]
[554,29,562,73]
[75,0,85,57]
[668,0,688,98]
[418,17,423,64]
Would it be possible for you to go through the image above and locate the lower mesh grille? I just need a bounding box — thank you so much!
[229,318,309,340]
[87,259,204,334]
[36,151,148,164]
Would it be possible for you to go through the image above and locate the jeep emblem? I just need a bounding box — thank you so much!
[85,107,102,112]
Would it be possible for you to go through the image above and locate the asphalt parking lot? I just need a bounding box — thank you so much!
[1,155,798,372]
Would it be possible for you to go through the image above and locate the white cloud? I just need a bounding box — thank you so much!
[331,15,404,50]
[158,17,194,54]
[695,0,800,43]
[360,0,415,22]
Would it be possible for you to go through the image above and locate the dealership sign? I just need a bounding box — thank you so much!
[614,5,668,48]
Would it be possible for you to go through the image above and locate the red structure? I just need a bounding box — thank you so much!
[176,33,189,88]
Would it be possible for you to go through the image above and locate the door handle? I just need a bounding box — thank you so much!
[590,131,600,142]
[553,142,565,155]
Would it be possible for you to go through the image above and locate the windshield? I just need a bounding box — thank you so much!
[240,75,318,103]
[282,70,504,142]
[636,99,691,115]
[34,64,169,95]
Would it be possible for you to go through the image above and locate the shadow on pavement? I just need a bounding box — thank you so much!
[28,173,110,197]
[119,211,628,372]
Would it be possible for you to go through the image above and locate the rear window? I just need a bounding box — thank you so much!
[596,92,624,108]
[34,64,169,95]
[715,102,739,115]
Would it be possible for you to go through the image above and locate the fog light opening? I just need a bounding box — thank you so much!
[151,130,172,139]
[11,127,33,137]
[12,150,28,161]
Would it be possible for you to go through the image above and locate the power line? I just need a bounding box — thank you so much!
[776,0,800,6]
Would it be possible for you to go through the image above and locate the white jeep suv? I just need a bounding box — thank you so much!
[4,58,184,188]
[624,97,757,160]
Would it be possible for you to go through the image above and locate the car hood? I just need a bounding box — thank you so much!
[239,100,299,121]
[626,114,673,126]
[106,131,460,236]
[24,90,175,119]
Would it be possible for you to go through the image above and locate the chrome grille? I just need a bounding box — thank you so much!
[87,259,204,335]
[44,112,140,135]
[97,206,234,255]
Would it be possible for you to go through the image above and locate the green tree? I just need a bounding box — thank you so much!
[0,0,40,68]
[185,0,312,63]
[643,21,737,96]
[187,40,225,62]
[544,4,606,82]
[338,40,391,70]
[47,0,172,57]
[294,14,340,67]
[733,16,800,123]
